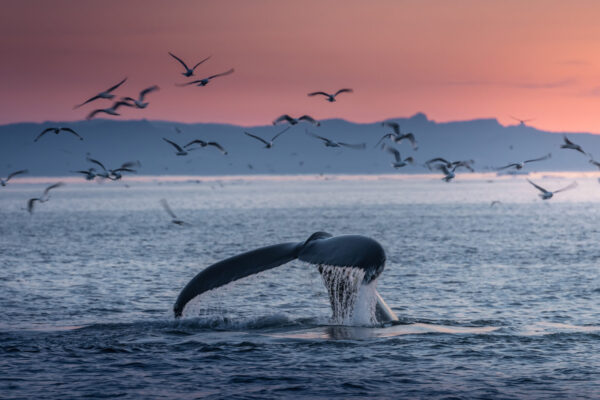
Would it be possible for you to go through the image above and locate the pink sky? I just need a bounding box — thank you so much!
[3,0,600,132]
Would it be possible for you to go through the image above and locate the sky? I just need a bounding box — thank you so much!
[3,0,600,132]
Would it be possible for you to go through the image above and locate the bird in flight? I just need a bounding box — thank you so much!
[160,199,185,225]
[560,135,586,155]
[527,179,577,200]
[35,127,83,142]
[184,139,228,155]
[497,154,551,170]
[378,122,418,150]
[27,182,64,214]
[1,169,28,186]
[121,86,160,108]
[168,53,211,77]
[163,138,190,156]
[385,147,414,168]
[86,100,134,120]
[425,157,474,172]
[177,69,234,87]
[307,88,353,102]
[436,164,457,182]
[305,130,366,149]
[244,127,290,149]
[511,116,534,126]
[74,78,127,109]
[273,114,320,126]
[72,168,97,181]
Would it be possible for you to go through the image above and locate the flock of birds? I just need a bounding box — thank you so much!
[1,51,598,218]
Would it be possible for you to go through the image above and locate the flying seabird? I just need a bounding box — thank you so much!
[122,85,160,108]
[527,179,577,200]
[109,161,140,180]
[386,147,414,168]
[27,182,64,214]
[306,130,366,149]
[560,135,586,155]
[168,53,211,77]
[307,88,353,102]
[160,199,184,225]
[511,116,534,126]
[435,164,457,182]
[34,127,83,142]
[1,169,28,186]
[497,153,551,170]
[273,114,320,126]
[184,140,228,154]
[163,138,190,156]
[86,100,134,120]
[74,78,127,109]
[426,158,474,172]
[177,69,234,87]
[244,127,290,149]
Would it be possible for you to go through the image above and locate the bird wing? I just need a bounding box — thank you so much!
[375,133,395,147]
[175,80,203,87]
[119,161,140,169]
[334,88,353,96]
[87,157,107,171]
[497,163,520,170]
[271,126,291,142]
[426,157,451,165]
[298,115,319,126]
[160,199,178,219]
[192,56,212,71]
[113,100,134,111]
[34,128,54,142]
[382,122,400,135]
[207,68,234,80]
[184,139,207,148]
[404,157,415,164]
[163,138,183,152]
[112,168,136,174]
[524,153,551,164]
[563,135,575,146]
[27,198,39,214]
[386,147,401,162]
[436,164,450,175]
[169,52,190,71]
[60,128,83,140]
[43,182,64,196]
[106,77,127,93]
[244,132,269,146]
[74,94,102,109]
[305,130,330,143]
[6,169,28,181]
[86,109,109,120]
[554,181,578,194]
[339,142,366,150]
[397,133,418,149]
[273,114,294,125]
[307,91,330,97]
[139,85,160,100]
[207,142,228,154]
[527,179,549,194]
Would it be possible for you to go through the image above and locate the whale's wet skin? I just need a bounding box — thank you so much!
[1,178,600,399]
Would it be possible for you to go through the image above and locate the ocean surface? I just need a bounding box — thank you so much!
[1,175,599,399]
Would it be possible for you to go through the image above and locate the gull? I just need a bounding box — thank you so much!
[122,86,160,108]
[177,69,234,86]
[74,78,127,109]
[72,168,96,181]
[376,132,418,150]
[386,147,414,168]
[168,53,211,77]
[244,127,290,149]
[86,100,134,120]
[307,88,353,102]
[35,127,83,142]
[163,138,190,156]
[497,153,551,170]
[109,161,140,180]
[1,169,28,186]
[27,182,64,214]
[160,199,184,225]
[426,157,474,172]
[273,114,320,126]
[511,116,534,126]
[184,139,228,154]
[305,130,366,149]
[527,179,577,200]
[436,164,457,182]
[560,135,586,155]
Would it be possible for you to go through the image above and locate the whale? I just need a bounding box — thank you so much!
[173,232,399,323]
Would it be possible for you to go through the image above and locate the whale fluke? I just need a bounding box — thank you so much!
[173,232,398,323]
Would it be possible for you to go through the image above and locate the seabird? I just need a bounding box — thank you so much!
[305,130,366,149]
[1,169,28,186]
[435,164,457,182]
[163,138,189,156]
[426,158,474,172]
[273,114,320,126]
[109,161,140,180]
[34,127,83,142]
[307,88,353,102]
[74,78,127,109]
[177,69,234,87]
[27,182,64,214]
[244,127,290,149]
[86,100,134,120]
[168,53,211,77]
[160,199,184,225]
[511,116,534,126]
[122,85,159,108]
[527,179,577,200]
[560,135,586,155]
[376,132,418,150]
[497,153,551,170]
[386,147,414,168]
[184,140,228,155]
